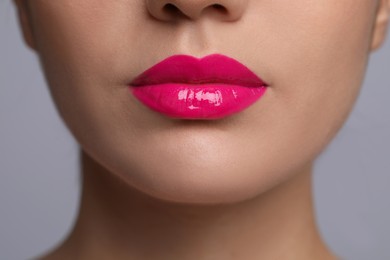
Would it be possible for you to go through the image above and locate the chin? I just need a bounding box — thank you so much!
[81,122,313,206]
[119,168,270,205]
[100,146,295,206]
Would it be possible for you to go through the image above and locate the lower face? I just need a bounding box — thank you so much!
[27,1,376,204]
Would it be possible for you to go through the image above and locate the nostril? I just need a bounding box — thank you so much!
[163,3,179,15]
[211,4,223,10]
[211,4,227,14]
[161,3,228,20]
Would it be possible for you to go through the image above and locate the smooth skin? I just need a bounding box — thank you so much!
[14,0,389,259]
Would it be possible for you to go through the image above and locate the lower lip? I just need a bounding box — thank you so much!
[130,83,267,119]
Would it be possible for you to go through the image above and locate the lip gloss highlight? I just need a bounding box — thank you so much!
[129,54,268,119]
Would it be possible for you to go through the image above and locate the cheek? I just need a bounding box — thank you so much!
[260,0,376,143]
[29,0,145,131]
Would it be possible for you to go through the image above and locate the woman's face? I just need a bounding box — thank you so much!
[16,0,388,204]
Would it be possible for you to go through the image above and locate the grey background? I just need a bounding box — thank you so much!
[1,1,389,259]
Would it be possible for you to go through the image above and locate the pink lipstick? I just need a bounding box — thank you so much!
[129,54,268,119]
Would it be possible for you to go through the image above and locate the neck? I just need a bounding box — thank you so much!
[43,150,335,260]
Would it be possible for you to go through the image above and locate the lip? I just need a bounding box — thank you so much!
[129,54,268,119]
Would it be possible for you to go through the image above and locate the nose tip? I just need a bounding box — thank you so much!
[146,0,247,22]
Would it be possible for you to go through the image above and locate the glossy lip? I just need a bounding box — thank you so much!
[129,54,268,119]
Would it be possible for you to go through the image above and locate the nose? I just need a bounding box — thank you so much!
[145,0,248,22]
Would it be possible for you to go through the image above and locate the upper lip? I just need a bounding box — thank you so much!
[130,54,268,88]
